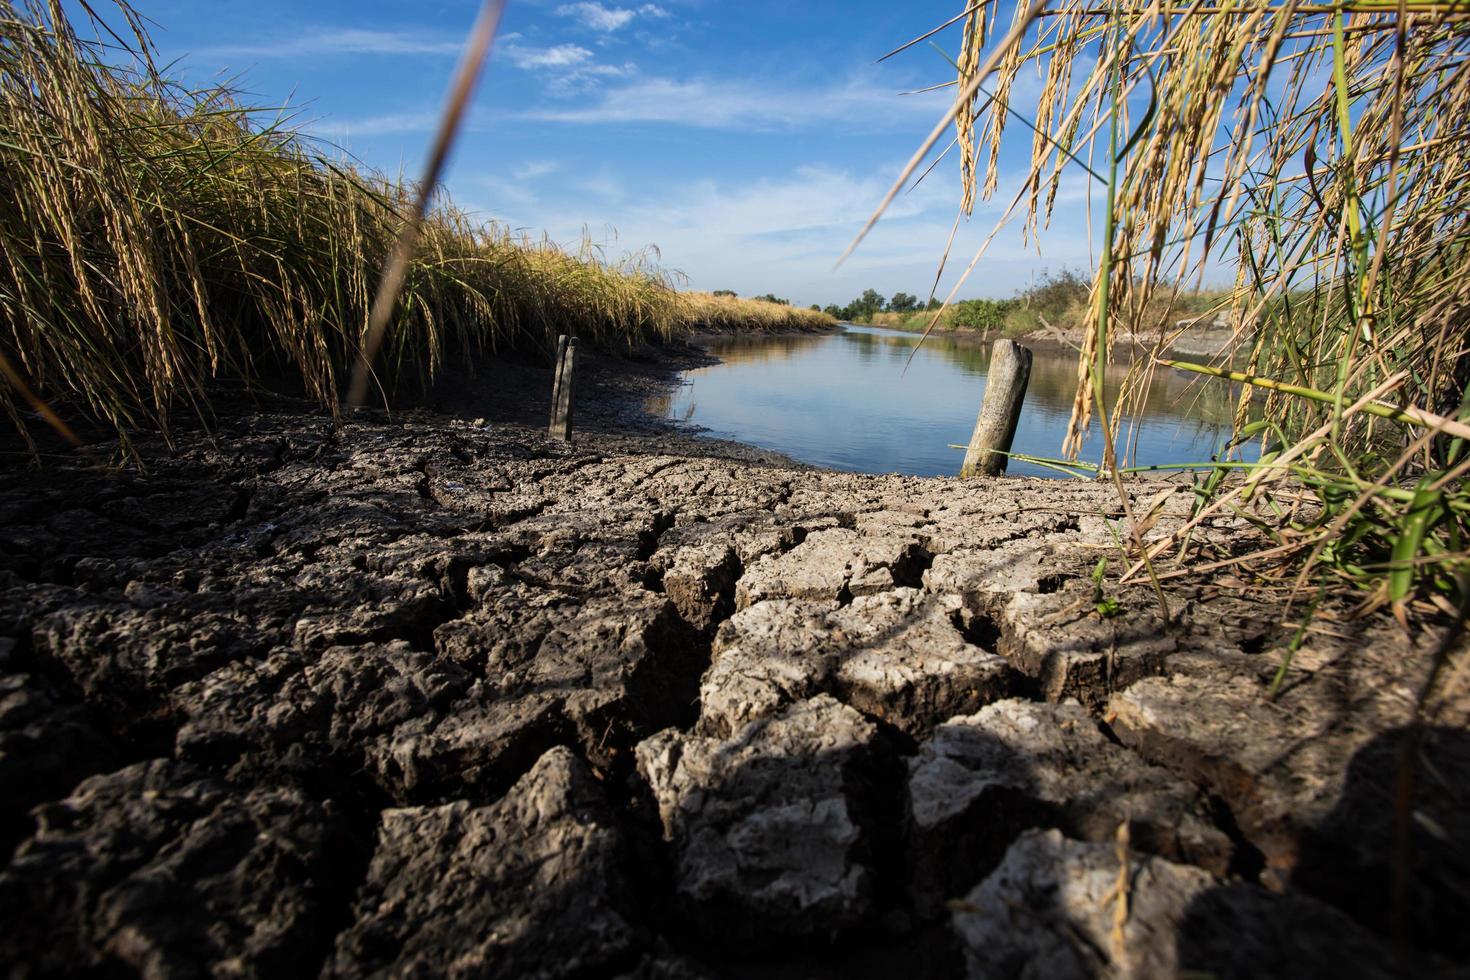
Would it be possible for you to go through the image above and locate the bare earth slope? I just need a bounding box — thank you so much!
[0,356,1465,978]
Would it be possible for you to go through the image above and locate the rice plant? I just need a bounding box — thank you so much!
[869,1,1470,623]
[0,0,832,451]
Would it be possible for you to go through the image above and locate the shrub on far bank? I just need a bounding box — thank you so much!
[1000,270,1091,336]
[952,299,1018,332]
[863,298,1018,334]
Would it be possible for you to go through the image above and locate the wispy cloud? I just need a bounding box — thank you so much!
[313,111,438,138]
[504,43,596,69]
[503,42,635,94]
[550,67,639,96]
[555,2,668,32]
[455,158,1102,305]
[463,164,967,300]
[558,2,635,31]
[525,75,947,130]
[198,28,464,60]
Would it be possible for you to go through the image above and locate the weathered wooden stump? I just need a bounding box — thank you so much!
[549,336,578,441]
[961,339,1033,477]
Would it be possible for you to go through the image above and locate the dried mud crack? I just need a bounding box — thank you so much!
[1,363,1466,978]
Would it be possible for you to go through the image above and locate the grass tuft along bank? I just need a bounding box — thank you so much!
[0,0,832,450]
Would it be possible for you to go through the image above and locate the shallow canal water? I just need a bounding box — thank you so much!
[645,324,1248,479]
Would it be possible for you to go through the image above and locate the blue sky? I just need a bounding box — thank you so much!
[83,0,1104,306]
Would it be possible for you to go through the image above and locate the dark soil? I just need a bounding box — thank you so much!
[0,340,1465,978]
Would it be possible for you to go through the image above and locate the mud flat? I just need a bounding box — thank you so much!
[0,347,1465,978]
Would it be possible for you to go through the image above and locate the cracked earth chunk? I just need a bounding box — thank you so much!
[1108,662,1470,956]
[952,829,1213,979]
[830,591,1014,736]
[734,528,928,609]
[1109,671,1337,867]
[0,673,118,850]
[174,641,471,793]
[32,603,275,716]
[0,759,343,978]
[953,829,1445,980]
[652,540,741,632]
[332,592,704,802]
[635,696,884,948]
[995,582,1175,709]
[922,538,1073,603]
[700,589,1013,738]
[919,509,1084,556]
[327,746,636,978]
[369,691,569,803]
[907,699,1231,914]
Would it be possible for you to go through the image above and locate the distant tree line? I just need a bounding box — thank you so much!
[717,288,996,323]
[821,289,894,322]
[819,289,950,323]
[816,271,1097,332]
[718,271,1095,333]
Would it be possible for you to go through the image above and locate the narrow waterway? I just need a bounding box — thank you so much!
[646,324,1248,479]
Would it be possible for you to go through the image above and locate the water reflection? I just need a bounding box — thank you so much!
[647,324,1249,479]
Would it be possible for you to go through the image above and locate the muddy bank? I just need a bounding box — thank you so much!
[0,347,1465,978]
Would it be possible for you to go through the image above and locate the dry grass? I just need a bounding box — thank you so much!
[870,0,1470,620]
[0,0,832,450]
[678,292,835,333]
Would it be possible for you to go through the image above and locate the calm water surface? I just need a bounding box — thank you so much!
[646,325,1248,479]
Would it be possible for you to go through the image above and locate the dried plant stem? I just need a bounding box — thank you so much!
[347,0,507,409]
[892,0,1470,614]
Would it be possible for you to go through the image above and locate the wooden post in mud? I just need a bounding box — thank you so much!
[962,339,1032,477]
[548,334,569,437]
[550,337,578,441]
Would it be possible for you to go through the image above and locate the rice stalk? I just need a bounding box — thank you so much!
[877,0,1470,617]
[0,0,835,450]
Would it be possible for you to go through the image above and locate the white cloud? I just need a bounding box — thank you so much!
[554,2,673,32]
[199,28,464,59]
[556,2,637,32]
[545,61,638,96]
[503,42,636,96]
[525,75,948,130]
[504,43,596,69]
[313,111,438,138]
[459,162,1090,305]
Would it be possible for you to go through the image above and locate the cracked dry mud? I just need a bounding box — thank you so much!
[1,375,1467,978]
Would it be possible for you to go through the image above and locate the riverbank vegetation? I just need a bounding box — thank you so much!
[909,1,1470,620]
[0,1,831,450]
[681,292,832,333]
[844,272,1229,341]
